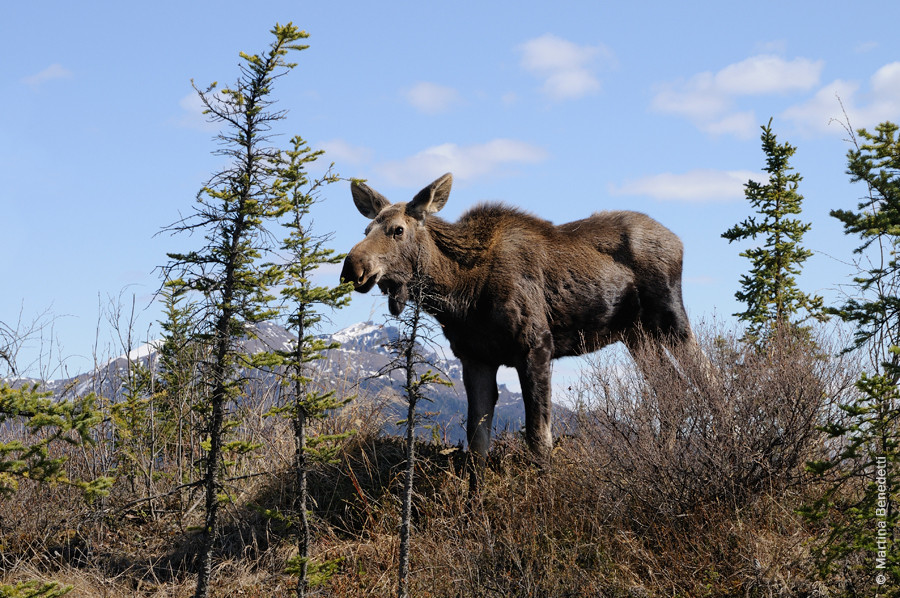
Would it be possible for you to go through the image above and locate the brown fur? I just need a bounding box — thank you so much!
[341,173,694,459]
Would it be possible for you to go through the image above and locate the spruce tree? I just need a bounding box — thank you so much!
[379,265,450,598]
[830,121,900,369]
[0,320,112,500]
[155,284,204,492]
[0,328,112,598]
[160,24,309,598]
[109,358,154,499]
[0,383,111,499]
[802,121,900,592]
[266,137,354,597]
[722,118,825,345]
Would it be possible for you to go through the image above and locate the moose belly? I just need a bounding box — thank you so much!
[438,315,527,368]
[549,278,641,358]
[434,265,640,365]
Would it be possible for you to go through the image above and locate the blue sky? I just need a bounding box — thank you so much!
[3,1,899,388]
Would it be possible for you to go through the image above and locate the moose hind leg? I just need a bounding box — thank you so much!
[641,287,714,383]
[516,333,554,461]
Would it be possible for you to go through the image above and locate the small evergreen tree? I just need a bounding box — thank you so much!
[0,383,111,499]
[0,327,112,598]
[803,369,900,592]
[108,359,154,499]
[722,118,825,345]
[154,284,205,493]
[380,264,450,598]
[0,320,112,500]
[266,137,354,597]
[830,121,900,370]
[160,24,309,598]
[802,121,900,593]
[102,293,163,511]
[0,579,72,598]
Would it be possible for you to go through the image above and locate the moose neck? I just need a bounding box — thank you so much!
[415,215,487,321]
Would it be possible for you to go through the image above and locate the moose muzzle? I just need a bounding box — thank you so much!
[340,251,379,293]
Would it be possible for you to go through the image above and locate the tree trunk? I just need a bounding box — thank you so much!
[295,407,309,598]
[397,394,416,598]
[193,383,224,598]
[397,338,418,598]
[193,316,232,598]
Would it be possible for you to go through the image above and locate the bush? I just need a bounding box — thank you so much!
[571,325,853,523]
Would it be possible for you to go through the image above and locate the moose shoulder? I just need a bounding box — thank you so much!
[340,173,695,459]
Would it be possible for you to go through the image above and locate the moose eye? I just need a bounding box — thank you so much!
[393,226,404,239]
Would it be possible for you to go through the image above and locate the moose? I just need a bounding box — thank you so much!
[341,173,697,460]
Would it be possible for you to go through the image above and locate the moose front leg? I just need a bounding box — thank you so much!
[462,360,500,458]
[516,332,554,461]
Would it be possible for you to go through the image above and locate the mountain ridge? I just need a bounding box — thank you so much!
[7,321,528,445]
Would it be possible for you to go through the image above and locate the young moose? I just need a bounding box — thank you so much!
[341,173,695,460]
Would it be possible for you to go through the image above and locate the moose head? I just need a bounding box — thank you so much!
[340,173,453,315]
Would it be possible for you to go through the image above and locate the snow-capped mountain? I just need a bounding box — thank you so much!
[312,322,526,443]
[10,322,528,445]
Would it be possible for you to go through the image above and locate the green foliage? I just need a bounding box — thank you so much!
[0,580,71,598]
[722,118,825,345]
[164,24,312,336]
[0,383,112,500]
[801,121,900,595]
[160,23,312,598]
[383,273,452,598]
[0,324,109,598]
[108,359,155,490]
[829,121,900,365]
[285,555,343,588]
[261,132,354,597]
[801,368,900,592]
[267,133,354,443]
[153,284,205,486]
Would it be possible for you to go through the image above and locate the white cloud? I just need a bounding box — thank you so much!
[319,139,373,165]
[854,41,878,54]
[652,55,823,137]
[781,79,859,134]
[405,82,461,114]
[377,139,548,186]
[501,91,519,106]
[541,69,601,101]
[652,72,729,121]
[701,111,758,139]
[518,34,612,100]
[610,169,767,202]
[176,92,218,131]
[23,63,73,88]
[871,62,900,95]
[754,40,788,55]
[782,62,900,134]
[714,55,822,95]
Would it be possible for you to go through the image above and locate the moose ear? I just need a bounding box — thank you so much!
[351,180,390,220]
[407,173,453,221]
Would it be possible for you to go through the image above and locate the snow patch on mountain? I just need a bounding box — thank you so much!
[331,322,384,344]
[124,340,163,363]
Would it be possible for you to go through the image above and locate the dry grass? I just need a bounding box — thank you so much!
[0,326,862,597]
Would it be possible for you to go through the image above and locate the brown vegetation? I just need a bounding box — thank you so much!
[0,325,864,596]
